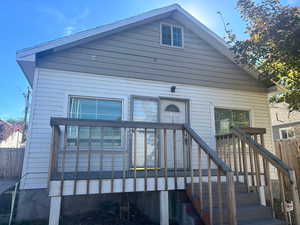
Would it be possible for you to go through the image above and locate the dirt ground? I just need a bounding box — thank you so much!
[9,201,164,225]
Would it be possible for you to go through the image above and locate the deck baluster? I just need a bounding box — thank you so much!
[87,127,92,194]
[60,126,68,195]
[208,157,213,225]
[163,128,168,190]
[122,128,127,193]
[232,135,238,181]
[198,146,203,215]
[74,126,81,195]
[182,129,187,188]
[144,128,148,191]
[189,135,194,195]
[99,127,104,194]
[173,129,177,189]
[155,128,159,191]
[217,167,224,225]
[248,143,255,187]
[241,141,249,191]
[133,128,137,192]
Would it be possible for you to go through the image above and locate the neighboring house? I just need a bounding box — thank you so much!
[0,120,23,148]
[270,102,300,139]
[16,4,292,225]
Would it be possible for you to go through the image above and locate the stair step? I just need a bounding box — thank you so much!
[186,182,285,225]
[189,182,248,195]
[219,218,285,225]
[208,205,273,224]
[198,191,260,208]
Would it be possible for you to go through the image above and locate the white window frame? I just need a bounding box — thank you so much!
[279,127,295,139]
[160,23,184,48]
[67,95,126,151]
[213,107,252,136]
[68,95,124,120]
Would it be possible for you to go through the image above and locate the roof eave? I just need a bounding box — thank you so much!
[16,53,35,87]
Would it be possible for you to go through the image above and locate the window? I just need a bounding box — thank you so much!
[132,97,159,122]
[165,104,180,112]
[132,97,159,168]
[215,108,250,135]
[279,127,295,139]
[68,97,122,148]
[161,24,183,47]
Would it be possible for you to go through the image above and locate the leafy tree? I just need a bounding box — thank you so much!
[225,0,300,111]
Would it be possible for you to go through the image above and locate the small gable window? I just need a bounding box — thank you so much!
[161,24,183,48]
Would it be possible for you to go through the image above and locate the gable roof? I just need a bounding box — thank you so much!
[17,4,260,87]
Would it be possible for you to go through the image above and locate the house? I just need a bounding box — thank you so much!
[16,4,299,225]
[270,102,300,139]
[0,120,23,148]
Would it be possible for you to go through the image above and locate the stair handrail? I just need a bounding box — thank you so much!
[232,127,292,178]
[231,127,300,225]
[184,125,232,173]
[184,124,237,225]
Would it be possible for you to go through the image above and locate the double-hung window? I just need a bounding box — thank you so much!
[161,24,183,47]
[215,108,250,135]
[68,97,123,148]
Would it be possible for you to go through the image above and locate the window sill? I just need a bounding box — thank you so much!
[159,44,184,50]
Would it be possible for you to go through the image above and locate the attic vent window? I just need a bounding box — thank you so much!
[161,24,183,48]
[165,104,180,112]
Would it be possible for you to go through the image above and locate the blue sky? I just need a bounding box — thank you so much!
[0,0,298,120]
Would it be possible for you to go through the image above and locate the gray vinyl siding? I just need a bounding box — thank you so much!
[37,17,265,92]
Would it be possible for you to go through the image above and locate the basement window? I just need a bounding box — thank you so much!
[161,24,183,48]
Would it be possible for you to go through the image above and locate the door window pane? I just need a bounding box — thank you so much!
[133,99,158,122]
[215,108,250,135]
[132,98,159,168]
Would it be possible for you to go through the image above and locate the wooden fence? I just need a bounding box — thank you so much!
[0,148,24,179]
[274,139,300,188]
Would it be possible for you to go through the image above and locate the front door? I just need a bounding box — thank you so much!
[131,97,188,169]
[160,99,187,169]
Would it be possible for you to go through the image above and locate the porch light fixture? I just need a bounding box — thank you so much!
[170,86,176,93]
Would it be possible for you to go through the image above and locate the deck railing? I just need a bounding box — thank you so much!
[49,117,237,225]
[216,127,300,225]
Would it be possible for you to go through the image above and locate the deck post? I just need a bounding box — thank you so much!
[258,186,266,206]
[49,196,61,225]
[160,191,169,225]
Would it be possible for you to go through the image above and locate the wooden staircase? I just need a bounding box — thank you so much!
[186,182,285,225]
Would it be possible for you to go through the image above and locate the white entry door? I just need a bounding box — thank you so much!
[160,99,187,169]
